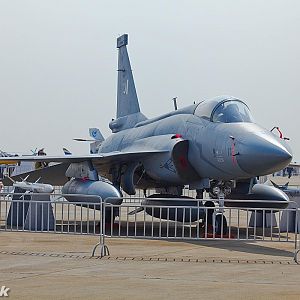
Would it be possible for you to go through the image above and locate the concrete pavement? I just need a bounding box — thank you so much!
[0,232,299,299]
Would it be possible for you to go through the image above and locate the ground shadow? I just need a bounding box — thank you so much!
[168,239,295,258]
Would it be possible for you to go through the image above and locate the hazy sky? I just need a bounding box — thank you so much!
[0,1,299,161]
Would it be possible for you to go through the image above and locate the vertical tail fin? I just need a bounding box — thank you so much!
[89,128,104,154]
[109,34,147,133]
[63,148,72,155]
[116,34,140,118]
[73,128,105,154]
[89,128,104,142]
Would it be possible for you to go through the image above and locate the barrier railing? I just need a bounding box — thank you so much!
[0,192,299,262]
[98,197,300,263]
[0,192,108,256]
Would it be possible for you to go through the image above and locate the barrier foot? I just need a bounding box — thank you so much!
[294,249,300,264]
[92,242,110,258]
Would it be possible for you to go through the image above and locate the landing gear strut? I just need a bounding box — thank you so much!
[204,200,215,226]
[107,165,124,224]
[203,200,228,236]
[206,181,233,236]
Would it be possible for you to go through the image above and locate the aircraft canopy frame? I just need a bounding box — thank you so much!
[194,97,254,123]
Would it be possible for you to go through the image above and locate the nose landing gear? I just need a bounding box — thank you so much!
[205,181,233,237]
[203,200,228,237]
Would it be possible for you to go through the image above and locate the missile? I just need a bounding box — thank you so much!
[7,176,54,193]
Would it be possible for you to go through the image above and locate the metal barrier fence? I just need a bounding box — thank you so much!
[0,192,299,263]
[99,197,300,263]
[0,192,103,234]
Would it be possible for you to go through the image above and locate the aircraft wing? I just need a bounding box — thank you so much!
[0,150,166,165]
[2,163,70,186]
[0,150,168,186]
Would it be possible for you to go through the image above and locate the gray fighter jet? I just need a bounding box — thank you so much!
[1,34,292,227]
[270,180,300,199]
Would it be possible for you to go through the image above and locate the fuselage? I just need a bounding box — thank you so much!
[99,97,292,187]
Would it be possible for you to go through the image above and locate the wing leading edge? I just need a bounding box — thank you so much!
[0,149,169,186]
[0,150,168,165]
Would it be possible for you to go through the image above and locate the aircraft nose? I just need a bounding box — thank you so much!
[236,132,292,176]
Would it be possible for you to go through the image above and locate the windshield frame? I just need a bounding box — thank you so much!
[210,99,253,123]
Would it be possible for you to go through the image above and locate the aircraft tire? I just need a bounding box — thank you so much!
[215,213,228,236]
[204,201,215,225]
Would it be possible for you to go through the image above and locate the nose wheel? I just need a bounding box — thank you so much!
[214,213,228,236]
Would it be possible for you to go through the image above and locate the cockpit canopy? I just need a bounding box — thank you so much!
[194,96,254,123]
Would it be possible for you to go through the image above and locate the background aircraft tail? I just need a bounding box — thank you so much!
[73,128,105,154]
[109,34,147,133]
[63,148,72,155]
[89,128,104,141]
[89,128,104,154]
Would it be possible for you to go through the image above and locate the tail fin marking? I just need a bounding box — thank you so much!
[116,34,140,118]
[109,34,147,133]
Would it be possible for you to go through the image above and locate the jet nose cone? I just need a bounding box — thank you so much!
[237,132,292,176]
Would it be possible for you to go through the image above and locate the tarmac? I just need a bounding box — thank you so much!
[0,232,299,299]
[0,175,299,299]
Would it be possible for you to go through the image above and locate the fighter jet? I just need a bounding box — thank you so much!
[1,34,292,229]
[269,180,300,198]
[270,181,290,190]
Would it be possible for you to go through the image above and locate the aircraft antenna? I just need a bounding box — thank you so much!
[172,97,178,111]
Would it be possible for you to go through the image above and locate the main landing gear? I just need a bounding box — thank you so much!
[147,193,228,237]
